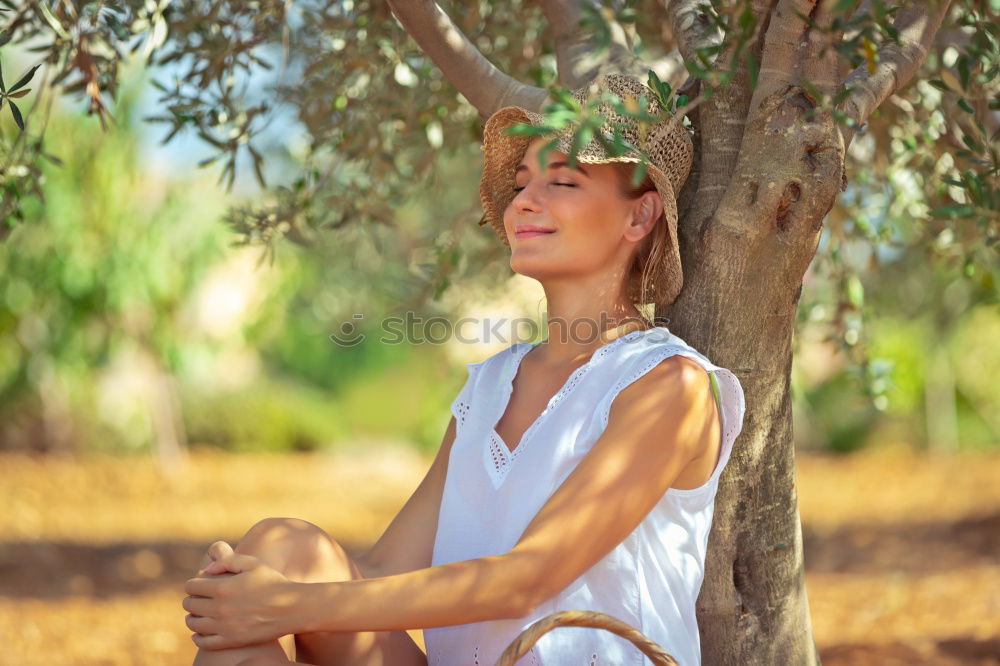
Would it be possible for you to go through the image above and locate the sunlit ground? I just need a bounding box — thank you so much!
[1,441,998,665]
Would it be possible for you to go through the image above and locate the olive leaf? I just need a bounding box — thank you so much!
[0,61,40,131]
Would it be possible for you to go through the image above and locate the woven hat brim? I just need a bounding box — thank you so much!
[479,106,684,305]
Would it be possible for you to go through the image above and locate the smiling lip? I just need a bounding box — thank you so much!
[515,225,556,239]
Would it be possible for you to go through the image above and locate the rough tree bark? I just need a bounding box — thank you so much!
[387,0,953,663]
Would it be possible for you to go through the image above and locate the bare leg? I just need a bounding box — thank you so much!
[190,517,427,666]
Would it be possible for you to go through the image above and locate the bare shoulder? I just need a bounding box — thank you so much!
[606,353,718,457]
[617,353,713,407]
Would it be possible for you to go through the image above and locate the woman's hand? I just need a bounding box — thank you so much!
[183,549,307,650]
[197,540,236,576]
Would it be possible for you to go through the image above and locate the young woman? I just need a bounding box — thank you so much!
[182,73,746,666]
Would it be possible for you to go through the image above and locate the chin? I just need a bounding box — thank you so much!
[509,255,566,283]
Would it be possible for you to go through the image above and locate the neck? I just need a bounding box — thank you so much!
[532,275,652,364]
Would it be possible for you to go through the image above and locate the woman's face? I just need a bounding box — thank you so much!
[502,136,662,290]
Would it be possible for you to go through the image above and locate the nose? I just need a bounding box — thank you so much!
[509,180,543,216]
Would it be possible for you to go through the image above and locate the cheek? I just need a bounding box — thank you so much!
[555,195,622,245]
[502,200,525,237]
[502,202,517,227]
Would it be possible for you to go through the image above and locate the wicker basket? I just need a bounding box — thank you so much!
[495,610,680,665]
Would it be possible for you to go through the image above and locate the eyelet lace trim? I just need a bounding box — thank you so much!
[433,643,538,665]
[600,344,746,495]
[469,643,541,664]
[486,331,645,488]
[454,397,471,430]
[450,363,483,434]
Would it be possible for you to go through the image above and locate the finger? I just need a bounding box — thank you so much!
[196,543,228,575]
[209,552,260,574]
[201,559,232,575]
[192,632,236,651]
[184,576,219,598]
[182,595,214,616]
[197,550,214,572]
[208,540,234,561]
[185,613,217,635]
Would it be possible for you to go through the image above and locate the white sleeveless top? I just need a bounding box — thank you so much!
[424,325,746,666]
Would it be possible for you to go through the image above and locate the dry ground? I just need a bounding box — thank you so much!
[1,441,997,665]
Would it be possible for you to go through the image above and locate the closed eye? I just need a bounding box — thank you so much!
[512,182,577,192]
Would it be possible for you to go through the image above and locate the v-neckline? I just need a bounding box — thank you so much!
[489,328,651,462]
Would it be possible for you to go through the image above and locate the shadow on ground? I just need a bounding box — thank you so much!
[820,637,1000,666]
[0,538,369,599]
[4,512,997,599]
[802,512,1000,574]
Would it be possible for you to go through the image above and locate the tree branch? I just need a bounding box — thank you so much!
[691,0,777,198]
[663,0,723,65]
[750,0,815,109]
[804,0,853,98]
[386,0,548,118]
[537,0,636,89]
[844,0,873,39]
[837,0,954,149]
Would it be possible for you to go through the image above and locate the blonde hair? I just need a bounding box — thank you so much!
[614,164,673,308]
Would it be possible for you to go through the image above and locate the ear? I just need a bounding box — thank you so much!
[623,190,663,243]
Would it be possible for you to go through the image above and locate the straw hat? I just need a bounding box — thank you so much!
[478,72,694,306]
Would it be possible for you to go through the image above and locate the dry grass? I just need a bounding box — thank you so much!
[796,443,1000,664]
[1,441,998,665]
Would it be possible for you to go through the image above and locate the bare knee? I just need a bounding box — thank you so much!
[235,517,358,583]
[239,517,334,559]
[234,657,297,666]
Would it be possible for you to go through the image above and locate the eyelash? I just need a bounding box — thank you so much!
[512,182,577,193]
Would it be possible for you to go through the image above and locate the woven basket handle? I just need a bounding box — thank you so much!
[494,610,681,666]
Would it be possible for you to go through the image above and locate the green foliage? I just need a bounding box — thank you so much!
[183,344,463,454]
[801,371,881,454]
[1,1,995,253]
[794,0,999,417]
[337,344,465,454]
[0,61,40,130]
[0,55,478,455]
[0,69,226,405]
[182,376,347,453]
[796,277,1000,452]
[861,306,1000,452]
[3,1,995,311]
[0,67,240,453]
